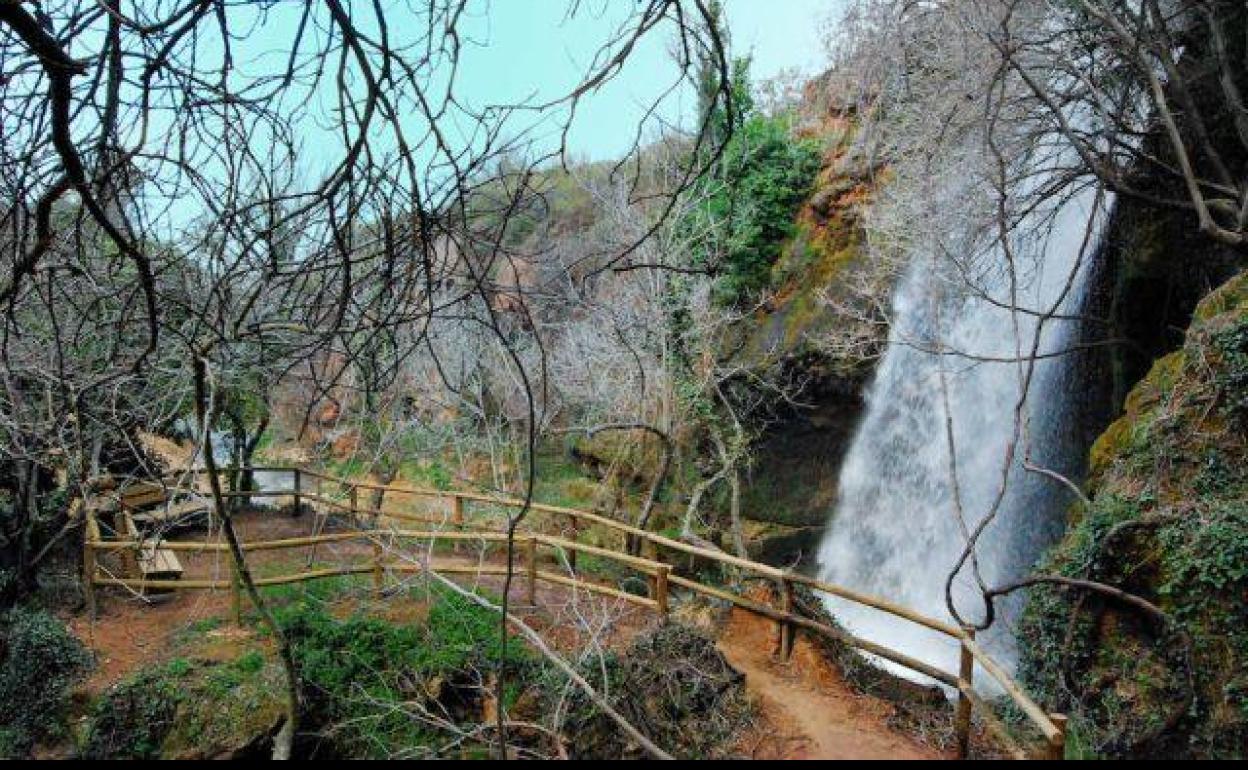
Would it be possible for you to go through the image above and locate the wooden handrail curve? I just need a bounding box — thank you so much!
[83,465,1065,759]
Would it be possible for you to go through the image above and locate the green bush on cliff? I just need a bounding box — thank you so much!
[702,114,822,305]
[683,60,822,306]
[1019,273,1248,759]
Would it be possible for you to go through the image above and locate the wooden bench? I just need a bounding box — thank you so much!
[93,479,208,593]
[115,510,184,591]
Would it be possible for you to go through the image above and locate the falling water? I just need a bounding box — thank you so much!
[816,160,1110,679]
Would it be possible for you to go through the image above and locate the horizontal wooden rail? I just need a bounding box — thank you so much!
[92,529,516,554]
[93,561,650,607]
[86,464,1064,759]
[535,570,658,609]
[666,573,959,687]
[786,572,961,638]
[535,534,661,574]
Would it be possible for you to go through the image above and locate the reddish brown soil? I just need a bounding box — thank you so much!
[67,588,238,695]
[721,603,948,760]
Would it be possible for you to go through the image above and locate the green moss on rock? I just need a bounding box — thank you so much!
[1020,270,1248,759]
[82,653,286,759]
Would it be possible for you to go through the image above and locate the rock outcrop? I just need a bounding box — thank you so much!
[1019,271,1247,758]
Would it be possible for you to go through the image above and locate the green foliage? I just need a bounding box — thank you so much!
[1020,278,1248,758]
[1212,321,1248,427]
[252,573,368,612]
[401,459,454,491]
[682,56,822,307]
[83,670,181,759]
[326,455,369,481]
[675,373,717,421]
[1159,501,1248,624]
[693,112,822,305]
[0,607,91,757]
[0,486,71,599]
[81,652,284,759]
[274,585,541,757]
[204,650,271,697]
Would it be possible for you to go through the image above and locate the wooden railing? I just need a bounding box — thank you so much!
[82,465,1066,760]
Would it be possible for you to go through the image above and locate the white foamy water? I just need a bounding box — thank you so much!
[817,149,1110,682]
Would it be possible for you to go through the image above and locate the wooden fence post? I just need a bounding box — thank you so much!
[642,537,658,563]
[349,485,359,526]
[525,536,538,606]
[451,495,464,553]
[568,514,579,573]
[653,565,670,619]
[955,627,975,759]
[451,494,464,528]
[778,577,796,662]
[372,536,385,598]
[1045,714,1068,760]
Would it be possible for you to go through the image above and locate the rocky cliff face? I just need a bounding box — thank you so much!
[1019,271,1247,758]
[735,85,894,545]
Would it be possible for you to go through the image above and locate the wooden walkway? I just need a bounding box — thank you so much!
[79,466,1067,760]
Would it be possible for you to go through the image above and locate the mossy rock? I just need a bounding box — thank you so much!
[1087,349,1185,483]
[82,654,286,759]
[1191,270,1248,325]
[1020,270,1248,759]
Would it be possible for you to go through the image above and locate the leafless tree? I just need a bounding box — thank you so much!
[1,0,737,758]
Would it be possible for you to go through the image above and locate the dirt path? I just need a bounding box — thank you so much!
[719,605,947,760]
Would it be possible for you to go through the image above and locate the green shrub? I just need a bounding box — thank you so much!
[679,56,822,307]
[690,113,822,306]
[83,670,180,759]
[275,585,541,757]
[0,607,92,757]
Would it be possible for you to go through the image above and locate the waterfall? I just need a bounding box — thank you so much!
[815,156,1110,679]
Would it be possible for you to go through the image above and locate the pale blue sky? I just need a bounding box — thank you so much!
[141,1,840,233]
[451,0,840,160]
